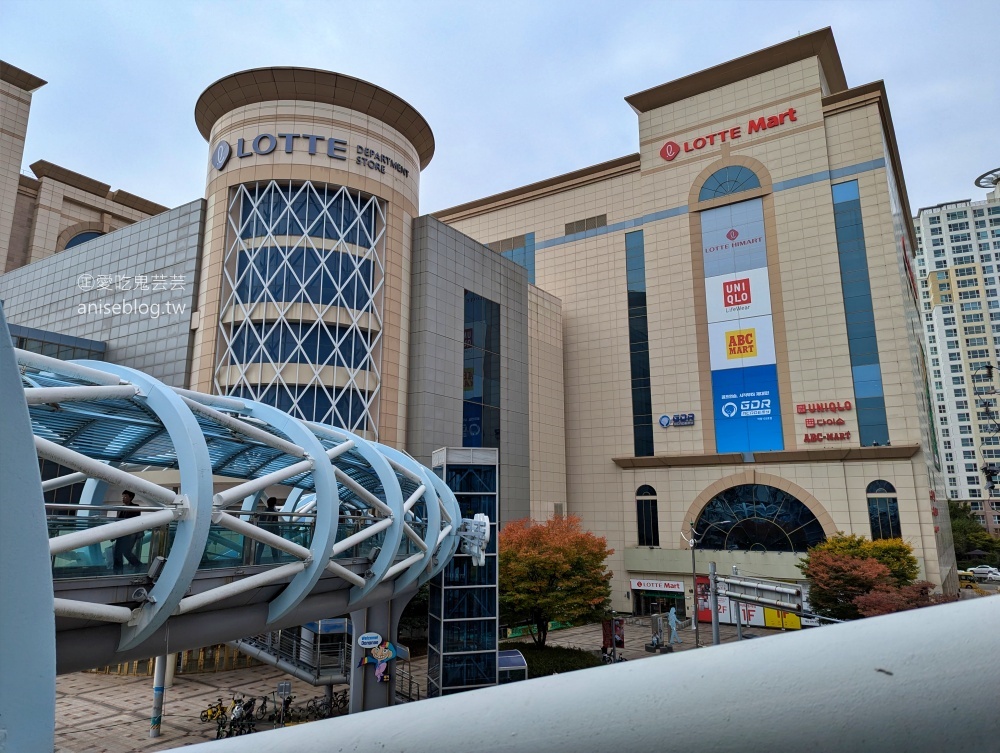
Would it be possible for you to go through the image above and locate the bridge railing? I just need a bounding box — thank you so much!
[46,508,401,579]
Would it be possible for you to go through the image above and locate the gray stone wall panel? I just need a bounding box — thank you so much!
[0,200,205,387]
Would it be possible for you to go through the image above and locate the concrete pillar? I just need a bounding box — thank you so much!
[150,654,167,737]
[349,592,415,714]
[164,652,177,688]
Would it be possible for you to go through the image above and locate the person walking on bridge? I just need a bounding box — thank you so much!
[255,497,282,564]
[112,490,143,574]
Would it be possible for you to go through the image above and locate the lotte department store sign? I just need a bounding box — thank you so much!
[210,133,409,178]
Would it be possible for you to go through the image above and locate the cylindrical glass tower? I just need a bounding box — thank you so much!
[216,180,385,434]
[192,68,434,443]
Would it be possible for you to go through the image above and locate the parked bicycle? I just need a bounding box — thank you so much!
[306,695,331,720]
[216,693,252,738]
[274,693,298,727]
[255,693,273,721]
[199,697,226,724]
[303,689,347,720]
[601,651,628,664]
[331,688,348,711]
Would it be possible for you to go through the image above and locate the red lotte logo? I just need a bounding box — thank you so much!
[659,141,680,161]
[726,229,739,241]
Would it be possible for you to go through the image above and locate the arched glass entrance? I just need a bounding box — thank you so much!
[694,484,826,552]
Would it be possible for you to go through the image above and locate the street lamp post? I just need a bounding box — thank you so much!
[682,520,730,648]
[689,535,700,648]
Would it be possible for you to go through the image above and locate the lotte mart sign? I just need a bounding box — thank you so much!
[659,107,798,162]
[630,579,684,593]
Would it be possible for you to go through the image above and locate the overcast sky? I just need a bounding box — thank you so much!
[3,0,998,215]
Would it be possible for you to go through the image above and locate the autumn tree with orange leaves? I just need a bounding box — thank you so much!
[499,516,613,648]
[798,534,953,620]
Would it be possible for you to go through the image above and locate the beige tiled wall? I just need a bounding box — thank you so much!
[441,54,950,607]
[190,100,422,449]
[0,79,34,272]
[25,179,148,265]
[528,286,567,520]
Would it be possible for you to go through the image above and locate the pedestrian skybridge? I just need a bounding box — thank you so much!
[8,324,472,669]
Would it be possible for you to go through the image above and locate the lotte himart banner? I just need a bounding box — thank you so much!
[701,197,783,453]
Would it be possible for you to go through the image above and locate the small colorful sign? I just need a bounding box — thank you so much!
[358,632,383,649]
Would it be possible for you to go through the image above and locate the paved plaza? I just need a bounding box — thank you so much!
[53,619,787,752]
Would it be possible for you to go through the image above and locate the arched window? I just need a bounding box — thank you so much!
[698,166,761,202]
[867,480,901,539]
[64,231,104,250]
[636,486,659,547]
[694,484,825,552]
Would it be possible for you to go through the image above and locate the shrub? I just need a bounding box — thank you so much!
[498,641,602,678]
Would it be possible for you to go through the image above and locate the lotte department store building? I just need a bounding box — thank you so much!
[0,27,956,628]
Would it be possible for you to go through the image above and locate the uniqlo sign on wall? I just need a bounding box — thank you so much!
[702,197,783,453]
[705,267,772,322]
[724,278,751,306]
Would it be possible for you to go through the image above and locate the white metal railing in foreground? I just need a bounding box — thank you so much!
[180,595,1000,753]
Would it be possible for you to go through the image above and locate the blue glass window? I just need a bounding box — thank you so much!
[443,556,497,587]
[500,232,536,284]
[698,166,761,202]
[228,321,370,370]
[445,466,497,494]
[442,619,497,652]
[228,383,367,430]
[866,480,901,539]
[833,180,889,446]
[237,182,378,244]
[444,587,497,619]
[694,484,826,552]
[64,231,103,250]
[636,486,659,547]
[441,653,497,687]
[463,291,501,448]
[232,246,373,311]
[626,231,653,456]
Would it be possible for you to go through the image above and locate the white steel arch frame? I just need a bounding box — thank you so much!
[12,345,461,653]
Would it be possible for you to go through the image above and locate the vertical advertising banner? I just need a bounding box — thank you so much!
[702,198,783,452]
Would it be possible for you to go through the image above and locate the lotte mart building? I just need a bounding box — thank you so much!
[0,27,956,627]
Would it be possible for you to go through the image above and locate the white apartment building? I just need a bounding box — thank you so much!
[915,186,1000,535]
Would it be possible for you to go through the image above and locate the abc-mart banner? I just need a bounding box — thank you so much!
[701,198,783,453]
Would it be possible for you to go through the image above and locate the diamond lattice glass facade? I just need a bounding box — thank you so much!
[214,181,385,436]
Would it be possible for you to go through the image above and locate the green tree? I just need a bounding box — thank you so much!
[805,533,918,584]
[499,515,613,648]
[948,501,999,564]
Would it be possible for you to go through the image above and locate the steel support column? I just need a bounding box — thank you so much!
[0,304,56,752]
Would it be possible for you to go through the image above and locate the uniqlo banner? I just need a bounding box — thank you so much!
[702,197,783,452]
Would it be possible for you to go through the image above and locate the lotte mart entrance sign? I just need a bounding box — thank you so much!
[702,197,783,453]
